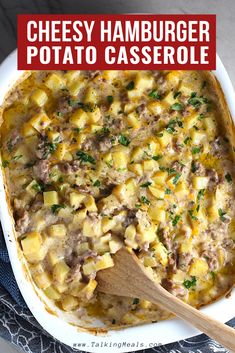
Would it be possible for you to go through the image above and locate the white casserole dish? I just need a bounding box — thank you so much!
[0,50,234,353]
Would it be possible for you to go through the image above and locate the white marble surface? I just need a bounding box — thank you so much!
[0,1,234,352]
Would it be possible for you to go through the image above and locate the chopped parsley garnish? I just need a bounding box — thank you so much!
[218,208,227,222]
[56,111,62,117]
[119,134,130,146]
[74,127,81,133]
[12,155,23,161]
[184,136,192,145]
[51,204,66,214]
[211,271,216,280]
[2,160,9,168]
[225,173,232,183]
[152,154,162,161]
[93,180,101,187]
[166,119,177,134]
[165,188,171,194]
[170,103,183,111]
[156,132,163,137]
[191,161,197,173]
[132,298,140,305]
[76,150,96,165]
[197,114,205,121]
[126,81,134,90]
[140,196,150,205]
[188,93,208,108]
[183,276,197,289]
[58,176,64,183]
[188,210,198,221]
[172,215,181,226]
[32,181,46,193]
[192,147,201,155]
[140,181,152,188]
[174,91,181,99]
[148,90,161,99]
[42,142,58,159]
[172,173,181,185]
[107,95,114,104]
[197,189,205,201]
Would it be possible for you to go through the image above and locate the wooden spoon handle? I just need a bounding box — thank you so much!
[145,285,235,353]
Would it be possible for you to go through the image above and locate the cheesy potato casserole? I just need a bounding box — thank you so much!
[0,70,235,326]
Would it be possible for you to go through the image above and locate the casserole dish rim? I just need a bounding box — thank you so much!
[0,50,234,352]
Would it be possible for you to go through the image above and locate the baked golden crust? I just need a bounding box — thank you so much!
[0,70,235,328]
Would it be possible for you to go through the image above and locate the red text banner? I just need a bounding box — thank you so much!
[17,14,216,70]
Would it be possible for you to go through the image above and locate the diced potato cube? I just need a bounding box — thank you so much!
[44,286,61,300]
[175,182,189,198]
[184,113,198,130]
[131,146,143,162]
[144,256,157,267]
[192,176,209,190]
[124,102,136,114]
[70,109,88,128]
[180,241,193,254]
[112,150,128,169]
[87,107,101,123]
[191,130,206,145]
[73,208,87,223]
[64,70,80,83]
[147,101,164,115]
[84,195,97,212]
[70,192,85,209]
[157,130,172,147]
[109,101,122,115]
[29,112,51,132]
[128,163,143,176]
[127,89,142,100]
[154,242,168,266]
[152,171,168,185]
[162,92,175,105]
[140,299,152,309]
[68,78,85,96]
[204,117,217,132]
[61,295,78,311]
[109,237,123,254]
[34,271,51,290]
[22,123,36,137]
[124,224,138,249]
[47,250,61,266]
[31,89,48,107]
[25,180,40,197]
[54,282,68,294]
[135,73,154,91]
[143,159,158,172]
[47,130,60,142]
[84,87,98,104]
[137,224,156,243]
[166,71,181,87]
[48,224,66,238]
[179,82,193,96]
[53,261,70,284]
[102,70,119,81]
[148,185,165,199]
[127,112,141,129]
[77,279,97,300]
[102,217,116,233]
[43,191,59,206]
[83,218,102,237]
[112,179,136,202]
[148,206,166,223]
[83,260,96,275]
[21,231,42,256]
[45,73,64,91]
[188,258,209,277]
[54,143,66,161]
[96,253,114,271]
[12,145,30,164]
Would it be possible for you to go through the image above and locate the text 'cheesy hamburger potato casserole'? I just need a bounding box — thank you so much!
[0,69,234,326]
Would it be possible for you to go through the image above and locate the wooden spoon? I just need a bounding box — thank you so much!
[97,248,235,352]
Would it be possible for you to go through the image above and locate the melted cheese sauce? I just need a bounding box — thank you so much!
[0,70,235,326]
